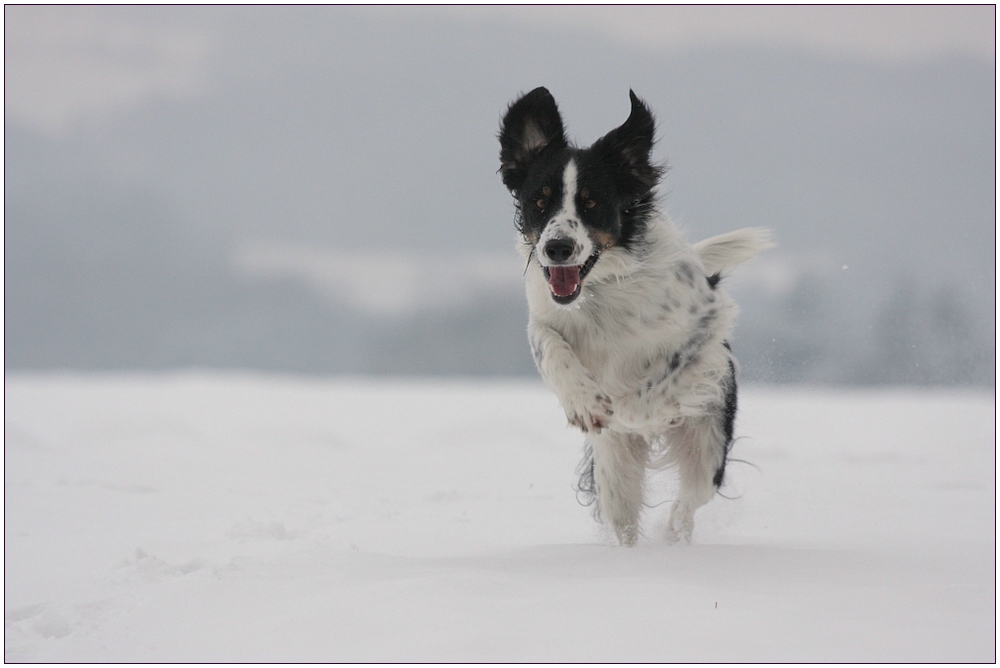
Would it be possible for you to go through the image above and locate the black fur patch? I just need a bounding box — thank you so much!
[707,272,721,290]
[652,310,718,386]
[499,88,665,255]
[712,462,726,488]
[713,356,738,488]
[668,351,682,373]
[721,359,737,445]
[498,87,568,194]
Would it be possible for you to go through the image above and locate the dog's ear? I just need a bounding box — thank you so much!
[591,90,663,197]
[498,87,568,193]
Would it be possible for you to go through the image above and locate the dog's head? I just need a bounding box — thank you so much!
[499,87,663,305]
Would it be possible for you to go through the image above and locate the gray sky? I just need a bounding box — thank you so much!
[5,6,993,134]
[5,5,995,381]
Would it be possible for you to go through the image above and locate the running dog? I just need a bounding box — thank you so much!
[498,87,772,545]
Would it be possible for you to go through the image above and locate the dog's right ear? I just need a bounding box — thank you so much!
[498,87,567,193]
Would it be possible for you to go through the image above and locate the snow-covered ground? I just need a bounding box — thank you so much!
[4,373,995,662]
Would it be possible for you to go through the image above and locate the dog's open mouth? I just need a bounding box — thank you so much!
[542,251,601,305]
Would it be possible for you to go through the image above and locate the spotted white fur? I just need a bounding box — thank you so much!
[521,209,771,544]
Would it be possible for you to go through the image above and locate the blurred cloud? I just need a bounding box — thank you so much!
[459,5,994,62]
[725,250,844,298]
[6,6,991,136]
[3,6,214,134]
[232,243,523,318]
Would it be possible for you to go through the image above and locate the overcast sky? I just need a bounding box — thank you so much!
[5,5,994,134]
[5,5,995,381]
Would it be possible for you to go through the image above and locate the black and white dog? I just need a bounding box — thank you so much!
[498,87,772,545]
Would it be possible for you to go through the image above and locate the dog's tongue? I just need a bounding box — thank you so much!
[548,265,581,297]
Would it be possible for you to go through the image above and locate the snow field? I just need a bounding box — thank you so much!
[4,373,995,661]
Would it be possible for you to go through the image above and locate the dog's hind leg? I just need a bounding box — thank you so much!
[663,365,737,544]
[588,430,649,546]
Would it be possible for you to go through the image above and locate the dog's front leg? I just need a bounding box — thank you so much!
[587,430,648,546]
[529,323,613,433]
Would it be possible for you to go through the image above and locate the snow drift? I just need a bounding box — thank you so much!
[4,373,994,661]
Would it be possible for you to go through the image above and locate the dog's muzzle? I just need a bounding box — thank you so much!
[541,249,601,305]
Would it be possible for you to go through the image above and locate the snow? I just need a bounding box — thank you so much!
[4,373,995,662]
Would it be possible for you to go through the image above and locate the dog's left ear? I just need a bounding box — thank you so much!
[591,90,663,197]
[498,87,568,193]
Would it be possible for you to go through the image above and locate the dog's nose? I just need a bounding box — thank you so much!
[544,238,576,264]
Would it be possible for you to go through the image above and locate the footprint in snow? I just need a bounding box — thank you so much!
[113,548,209,583]
[227,519,296,542]
[5,604,72,645]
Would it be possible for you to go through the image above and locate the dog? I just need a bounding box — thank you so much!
[498,87,772,545]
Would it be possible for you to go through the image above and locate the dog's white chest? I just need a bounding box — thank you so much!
[551,285,704,387]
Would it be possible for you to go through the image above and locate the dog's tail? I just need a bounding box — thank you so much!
[694,228,775,277]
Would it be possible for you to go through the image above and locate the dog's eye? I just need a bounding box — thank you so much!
[584,199,597,210]
[535,198,546,211]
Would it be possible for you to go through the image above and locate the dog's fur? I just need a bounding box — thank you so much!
[498,87,772,545]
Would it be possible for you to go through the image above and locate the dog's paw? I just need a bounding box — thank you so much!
[608,390,682,433]
[561,382,613,434]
